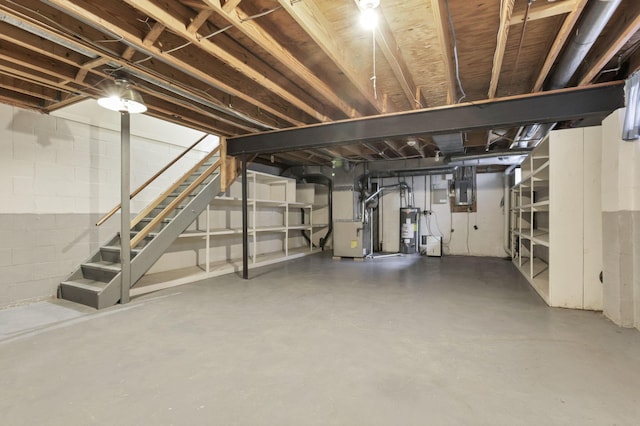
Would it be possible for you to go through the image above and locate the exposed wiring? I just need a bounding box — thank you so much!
[134,6,282,63]
[371,29,378,100]
[444,0,466,103]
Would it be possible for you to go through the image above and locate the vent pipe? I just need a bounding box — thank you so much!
[547,0,622,91]
[517,0,622,147]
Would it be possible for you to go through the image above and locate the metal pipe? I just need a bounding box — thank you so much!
[0,12,98,58]
[447,149,531,163]
[547,0,622,90]
[515,0,622,147]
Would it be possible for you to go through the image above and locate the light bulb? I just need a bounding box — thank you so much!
[360,7,378,30]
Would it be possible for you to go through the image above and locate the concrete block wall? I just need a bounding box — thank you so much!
[0,101,216,307]
[601,108,640,331]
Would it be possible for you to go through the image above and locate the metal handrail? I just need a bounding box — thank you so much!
[96,133,211,226]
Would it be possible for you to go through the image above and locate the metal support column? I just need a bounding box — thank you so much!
[120,112,131,304]
[241,153,248,279]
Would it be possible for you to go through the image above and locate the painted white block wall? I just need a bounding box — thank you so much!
[0,101,218,307]
[600,108,640,331]
[378,173,505,257]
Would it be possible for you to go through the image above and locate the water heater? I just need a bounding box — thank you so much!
[399,207,419,254]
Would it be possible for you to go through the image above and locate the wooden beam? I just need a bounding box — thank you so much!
[186,9,213,34]
[382,140,403,157]
[222,0,243,13]
[277,0,387,113]
[121,46,136,60]
[121,0,331,122]
[532,0,588,92]
[430,0,456,104]
[0,41,79,83]
[488,0,515,99]
[43,94,87,112]
[75,57,109,83]
[46,0,305,126]
[202,0,359,118]
[0,59,67,91]
[511,0,577,25]
[578,12,640,86]
[341,143,376,161]
[0,86,44,109]
[0,74,60,101]
[352,0,423,109]
[0,21,88,68]
[143,22,166,47]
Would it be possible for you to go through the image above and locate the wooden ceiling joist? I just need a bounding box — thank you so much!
[511,0,578,25]
[202,0,359,118]
[429,0,456,104]
[0,74,60,101]
[222,0,243,13]
[45,0,306,127]
[351,0,424,109]
[121,0,331,123]
[43,94,87,113]
[187,9,213,34]
[488,0,515,99]
[277,0,388,113]
[382,139,403,157]
[74,57,109,83]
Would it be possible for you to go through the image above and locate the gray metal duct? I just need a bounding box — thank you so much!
[447,148,531,166]
[547,0,622,90]
[432,133,464,154]
[0,12,98,58]
[517,0,622,147]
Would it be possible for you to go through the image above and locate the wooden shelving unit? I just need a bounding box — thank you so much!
[510,127,603,310]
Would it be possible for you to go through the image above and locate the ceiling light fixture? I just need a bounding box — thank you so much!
[98,78,147,114]
[359,0,380,30]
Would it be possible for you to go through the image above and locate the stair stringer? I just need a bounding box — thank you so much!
[95,173,223,308]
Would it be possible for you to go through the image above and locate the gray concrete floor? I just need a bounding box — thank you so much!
[2,254,640,425]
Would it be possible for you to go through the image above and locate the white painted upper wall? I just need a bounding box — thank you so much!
[601,108,640,212]
[0,101,219,214]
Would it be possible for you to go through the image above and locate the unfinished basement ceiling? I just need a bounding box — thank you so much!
[0,0,638,166]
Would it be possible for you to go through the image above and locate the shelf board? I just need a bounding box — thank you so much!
[254,198,287,207]
[531,230,549,247]
[179,228,243,238]
[532,200,550,211]
[132,247,322,297]
[288,225,313,231]
[289,202,312,208]
[212,196,245,206]
[514,257,550,304]
[249,171,290,185]
[252,226,287,233]
[512,228,532,237]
